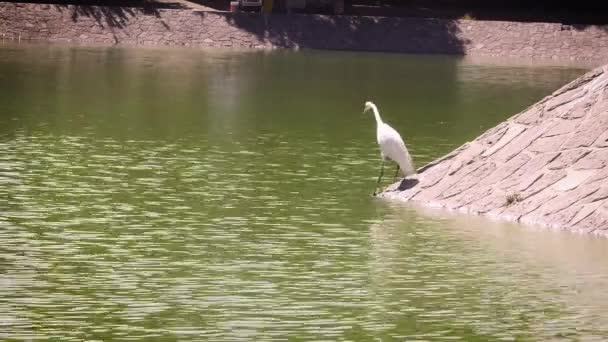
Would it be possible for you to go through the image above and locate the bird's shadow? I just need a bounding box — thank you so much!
[397,178,419,191]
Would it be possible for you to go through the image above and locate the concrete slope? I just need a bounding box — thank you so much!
[382,65,608,236]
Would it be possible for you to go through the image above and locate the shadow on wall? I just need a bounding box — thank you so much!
[200,11,468,54]
[349,0,608,27]
[188,0,228,11]
[49,1,182,29]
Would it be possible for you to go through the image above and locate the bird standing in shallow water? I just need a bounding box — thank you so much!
[363,101,415,195]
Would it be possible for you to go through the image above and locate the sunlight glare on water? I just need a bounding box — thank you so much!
[1,43,607,341]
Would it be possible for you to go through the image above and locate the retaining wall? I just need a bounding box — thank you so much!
[1,2,608,62]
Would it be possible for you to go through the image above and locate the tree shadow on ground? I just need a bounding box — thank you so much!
[197,11,467,54]
[16,0,184,29]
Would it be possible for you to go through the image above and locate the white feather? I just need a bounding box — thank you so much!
[365,101,415,176]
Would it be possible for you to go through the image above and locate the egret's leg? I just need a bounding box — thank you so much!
[393,164,400,181]
[374,160,385,195]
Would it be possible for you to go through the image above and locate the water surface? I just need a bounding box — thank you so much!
[2,43,607,341]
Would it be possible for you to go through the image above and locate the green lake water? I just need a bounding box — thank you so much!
[2,43,608,341]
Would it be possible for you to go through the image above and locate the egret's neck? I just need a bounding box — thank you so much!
[371,104,383,126]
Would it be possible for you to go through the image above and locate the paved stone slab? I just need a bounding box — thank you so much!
[562,113,608,149]
[498,152,559,189]
[382,65,608,237]
[573,150,608,170]
[481,124,527,158]
[494,125,546,162]
[570,202,602,225]
[548,149,589,170]
[593,129,608,148]
[552,169,596,191]
[543,117,583,137]
[528,135,565,153]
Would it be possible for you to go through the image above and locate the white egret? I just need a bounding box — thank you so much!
[363,101,415,195]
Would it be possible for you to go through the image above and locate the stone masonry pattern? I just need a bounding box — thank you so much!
[0,2,608,62]
[382,66,608,236]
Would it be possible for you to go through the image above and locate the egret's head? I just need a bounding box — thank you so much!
[363,101,374,113]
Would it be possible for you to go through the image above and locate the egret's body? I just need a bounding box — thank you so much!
[364,101,415,194]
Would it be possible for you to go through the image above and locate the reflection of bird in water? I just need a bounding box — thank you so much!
[363,101,415,195]
[367,219,403,296]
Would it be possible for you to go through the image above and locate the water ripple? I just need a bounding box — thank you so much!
[1,45,606,341]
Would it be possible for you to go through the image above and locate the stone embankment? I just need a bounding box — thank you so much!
[1,2,608,62]
[382,65,608,236]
